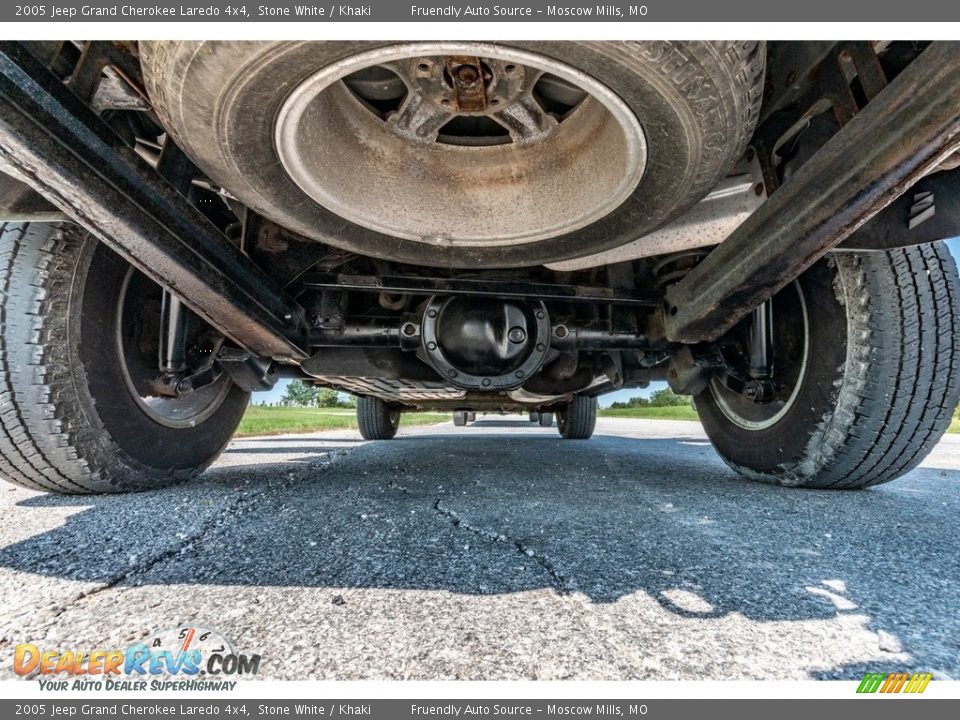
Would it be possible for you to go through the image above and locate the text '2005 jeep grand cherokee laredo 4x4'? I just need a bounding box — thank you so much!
[1,40,959,493]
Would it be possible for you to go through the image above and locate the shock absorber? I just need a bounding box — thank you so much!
[745,299,776,402]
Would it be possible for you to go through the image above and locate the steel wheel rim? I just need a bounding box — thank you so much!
[116,268,232,429]
[275,42,647,248]
[709,281,810,431]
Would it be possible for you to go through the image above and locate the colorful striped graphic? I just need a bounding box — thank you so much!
[857,672,932,694]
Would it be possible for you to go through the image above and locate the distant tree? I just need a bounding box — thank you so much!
[316,388,340,408]
[281,380,318,407]
[648,388,690,407]
[610,396,649,409]
[610,389,690,408]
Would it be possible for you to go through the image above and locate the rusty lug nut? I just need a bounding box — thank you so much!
[508,327,526,344]
[456,65,480,85]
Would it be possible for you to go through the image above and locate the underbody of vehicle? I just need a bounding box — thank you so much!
[1,40,960,492]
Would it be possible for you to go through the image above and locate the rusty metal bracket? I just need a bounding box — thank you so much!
[664,42,960,344]
[444,55,488,112]
[753,41,889,194]
[1,42,148,223]
[0,41,308,361]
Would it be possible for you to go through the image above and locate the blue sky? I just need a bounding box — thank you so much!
[255,239,960,408]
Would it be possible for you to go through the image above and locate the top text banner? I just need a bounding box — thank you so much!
[4,0,960,22]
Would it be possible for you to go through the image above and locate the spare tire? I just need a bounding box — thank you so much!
[140,41,765,268]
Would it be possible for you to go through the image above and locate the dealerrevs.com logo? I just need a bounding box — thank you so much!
[14,626,261,691]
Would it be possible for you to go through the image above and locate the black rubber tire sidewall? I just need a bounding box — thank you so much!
[141,41,763,268]
[75,242,249,484]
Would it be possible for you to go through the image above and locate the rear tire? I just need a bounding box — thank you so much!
[357,396,400,439]
[557,396,597,439]
[0,222,249,494]
[452,411,468,427]
[696,244,960,488]
[538,412,554,428]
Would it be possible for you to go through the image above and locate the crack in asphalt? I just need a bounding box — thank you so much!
[26,453,349,639]
[431,499,573,594]
[384,476,661,675]
[32,491,255,637]
[423,491,652,677]
[387,478,571,593]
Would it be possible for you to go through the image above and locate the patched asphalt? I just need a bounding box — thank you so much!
[1,417,958,680]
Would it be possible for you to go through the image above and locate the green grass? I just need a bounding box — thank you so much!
[237,406,448,437]
[598,405,700,421]
[239,404,960,436]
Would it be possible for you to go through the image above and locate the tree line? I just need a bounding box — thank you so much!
[279,380,356,408]
[608,388,690,409]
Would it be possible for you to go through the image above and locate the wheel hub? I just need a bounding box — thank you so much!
[274,42,647,247]
[388,54,556,145]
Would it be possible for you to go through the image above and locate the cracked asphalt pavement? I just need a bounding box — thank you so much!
[1,417,958,681]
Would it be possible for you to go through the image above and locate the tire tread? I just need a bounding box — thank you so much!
[0,222,247,494]
[821,244,960,488]
[0,223,100,492]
